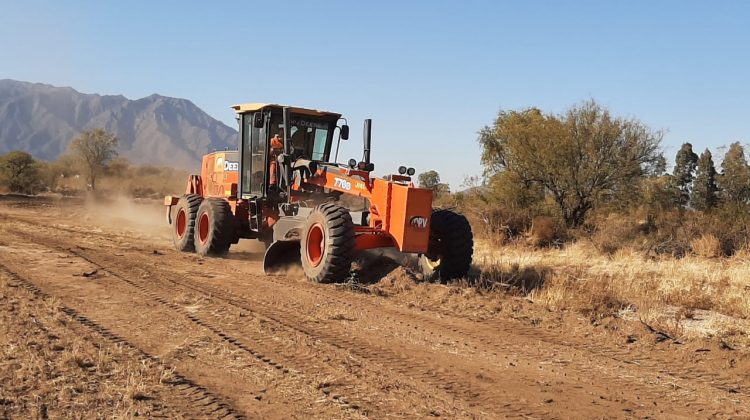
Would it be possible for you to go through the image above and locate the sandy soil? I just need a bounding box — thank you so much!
[1,195,748,418]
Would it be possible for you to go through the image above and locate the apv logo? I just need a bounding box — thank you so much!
[410,216,428,229]
[224,161,239,171]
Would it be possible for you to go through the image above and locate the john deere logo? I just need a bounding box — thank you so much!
[410,216,428,229]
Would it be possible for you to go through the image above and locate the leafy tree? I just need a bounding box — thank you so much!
[717,142,750,206]
[0,151,41,194]
[478,100,663,227]
[670,143,698,207]
[488,170,545,212]
[69,128,118,191]
[641,175,680,215]
[417,170,450,196]
[691,149,719,211]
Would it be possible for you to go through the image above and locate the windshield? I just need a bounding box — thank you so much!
[271,114,333,161]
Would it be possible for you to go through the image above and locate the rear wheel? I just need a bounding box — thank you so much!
[301,203,354,283]
[172,194,203,252]
[420,209,473,283]
[194,199,237,257]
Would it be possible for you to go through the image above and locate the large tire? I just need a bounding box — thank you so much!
[172,194,203,252]
[301,203,355,283]
[420,209,473,283]
[194,199,237,257]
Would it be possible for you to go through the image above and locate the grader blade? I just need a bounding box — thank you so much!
[262,240,301,274]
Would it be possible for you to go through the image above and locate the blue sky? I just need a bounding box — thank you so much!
[2,0,749,188]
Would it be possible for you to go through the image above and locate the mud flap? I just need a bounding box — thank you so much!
[262,240,301,274]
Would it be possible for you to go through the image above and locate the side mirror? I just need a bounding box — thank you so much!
[253,113,264,128]
[340,125,349,140]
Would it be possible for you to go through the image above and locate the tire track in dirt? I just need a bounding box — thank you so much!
[62,248,382,417]
[60,242,533,418]
[50,238,720,418]
[48,213,750,399]
[1,227,467,418]
[2,224,544,417]
[0,262,244,420]
[3,212,747,417]
[182,250,750,414]
[165,259,749,417]
[7,210,742,400]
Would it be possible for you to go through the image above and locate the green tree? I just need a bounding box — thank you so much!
[488,170,545,212]
[670,143,698,207]
[69,128,118,191]
[0,151,41,194]
[691,149,719,211]
[717,142,750,206]
[478,100,663,227]
[417,170,450,197]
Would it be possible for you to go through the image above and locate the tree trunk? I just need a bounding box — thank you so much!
[559,200,592,228]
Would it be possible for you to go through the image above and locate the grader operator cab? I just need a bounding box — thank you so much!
[164,103,473,283]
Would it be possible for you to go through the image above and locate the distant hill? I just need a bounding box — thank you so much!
[0,79,237,169]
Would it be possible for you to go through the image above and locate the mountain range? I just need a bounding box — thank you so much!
[0,79,237,168]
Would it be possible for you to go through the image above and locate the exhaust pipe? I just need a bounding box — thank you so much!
[363,119,372,164]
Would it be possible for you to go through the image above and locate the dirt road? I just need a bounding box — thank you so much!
[1,196,748,418]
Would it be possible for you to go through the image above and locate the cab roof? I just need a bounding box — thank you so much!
[231,103,341,118]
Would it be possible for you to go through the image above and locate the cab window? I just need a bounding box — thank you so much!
[272,114,332,161]
[240,112,266,197]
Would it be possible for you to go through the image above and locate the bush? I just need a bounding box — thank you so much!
[467,206,531,245]
[588,214,644,255]
[0,151,42,194]
[690,234,721,258]
[527,216,564,247]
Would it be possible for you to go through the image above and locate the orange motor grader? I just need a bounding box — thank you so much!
[164,103,473,283]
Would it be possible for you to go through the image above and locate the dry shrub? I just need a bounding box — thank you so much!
[471,263,549,294]
[664,282,715,311]
[527,216,563,247]
[532,270,633,318]
[690,234,722,258]
[640,208,750,258]
[589,214,643,254]
[700,210,750,256]
[467,207,531,245]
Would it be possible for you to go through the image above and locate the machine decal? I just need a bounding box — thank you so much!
[334,177,352,190]
[410,216,428,229]
[224,161,239,171]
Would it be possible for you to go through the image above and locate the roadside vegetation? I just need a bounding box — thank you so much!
[413,99,750,345]
[0,129,187,199]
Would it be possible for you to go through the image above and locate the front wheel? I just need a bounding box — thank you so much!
[301,203,355,283]
[420,209,474,283]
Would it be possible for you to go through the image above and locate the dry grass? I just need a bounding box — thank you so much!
[472,240,750,341]
[527,216,558,247]
[690,234,722,258]
[0,273,181,418]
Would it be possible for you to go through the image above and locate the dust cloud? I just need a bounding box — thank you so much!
[81,195,171,240]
